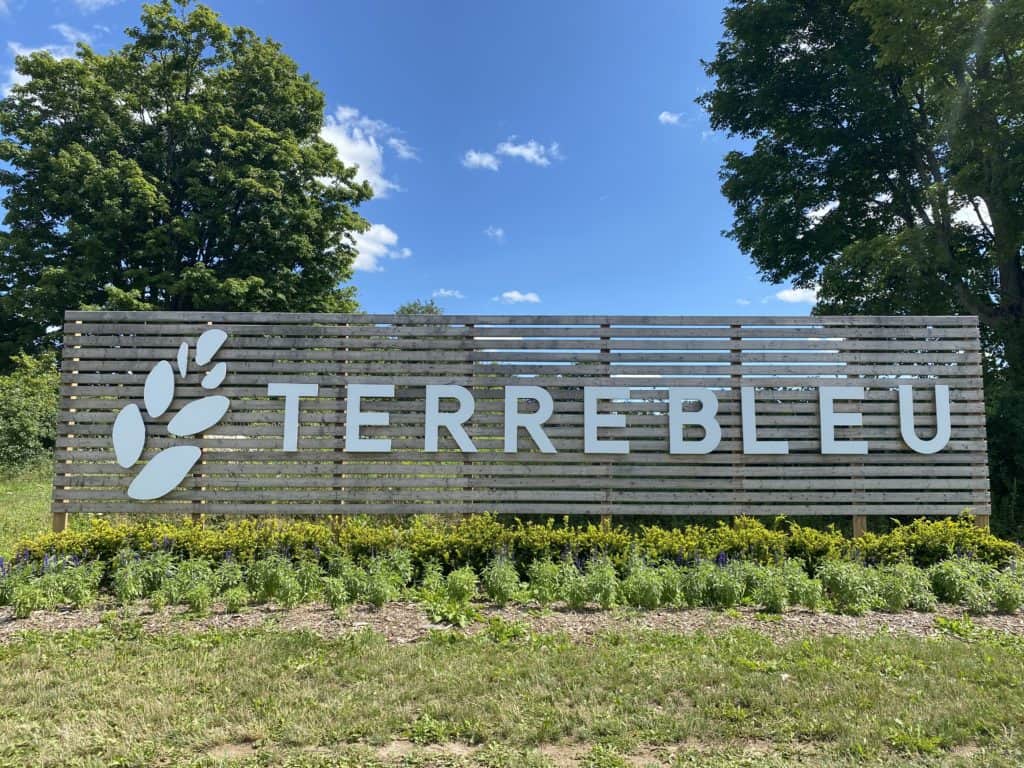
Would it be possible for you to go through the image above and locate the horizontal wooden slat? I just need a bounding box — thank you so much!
[53,311,990,519]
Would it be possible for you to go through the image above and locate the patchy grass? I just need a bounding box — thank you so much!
[0,462,51,555]
[0,624,1023,766]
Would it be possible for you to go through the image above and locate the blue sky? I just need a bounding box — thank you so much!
[0,0,817,315]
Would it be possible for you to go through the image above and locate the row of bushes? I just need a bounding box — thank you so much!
[3,546,1023,621]
[14,513,1020,571]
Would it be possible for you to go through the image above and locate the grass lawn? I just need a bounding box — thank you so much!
[1,621,1023,767]
[3,463,1024,767]
[0,462,52,555]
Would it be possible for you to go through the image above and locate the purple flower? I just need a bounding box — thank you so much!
[715,551,729,567]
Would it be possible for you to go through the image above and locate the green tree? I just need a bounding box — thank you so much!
[395,299,443,315]
[700,0,1024,531]
[0,0,372,366]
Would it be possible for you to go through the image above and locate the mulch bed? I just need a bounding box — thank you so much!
[2,601,1023,644]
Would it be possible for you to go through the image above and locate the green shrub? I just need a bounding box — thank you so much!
[445,566,478,603]
[818,561,876,616]
[753,567,788,613]
[620,563,663,609]
[875,563,937,613]
[964,581,992,615]
[526,560,561,607]
[559,563,589,610]
[15,514,1020,574]
[184,584,212,616]
[991,571,1024,614]
[680,564,714,608]
[928,558,994,605]
[222,586,250,613]
[323,577,349,611]
[481,556,521,607]
[11,582,47,618]
[706,566,744,609]
[0,353,59,469]
[584,557,619,610]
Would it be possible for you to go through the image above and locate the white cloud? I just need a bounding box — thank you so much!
[73,0,122,10]
[51,23,93,44]
[495,137,561,167]
[3,41,77,96]
[658,110,682,125]
[462,150,500,171]
[493,290,541,304]
[351,224,412,272]
[387,137,417,160]
[433,288,465,299]
[736,298,751,306]
[484,225,504,241]
[320,106,414,197]
[775,286,819,304]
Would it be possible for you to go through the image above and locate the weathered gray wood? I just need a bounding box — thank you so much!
[52,311,990,520]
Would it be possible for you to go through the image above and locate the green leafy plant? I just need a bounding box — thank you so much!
[584,557,619,610]
[818,561,877,616]
[222,586,250,614]
[991,571,1024,615]
[620,562,664,609]
[481,556,522,607]
[526,559,561,608]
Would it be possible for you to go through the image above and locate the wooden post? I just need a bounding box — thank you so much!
[53,319,82,533]
[974,514,991,530]
[600,322,612,528]
[730,323,743,524]
[852,515,868,537]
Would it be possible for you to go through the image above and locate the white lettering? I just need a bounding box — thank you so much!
[345,384,394,452]
[668,388,721,454]
[741,387,789,455]
[584,387,630,454]
[425,385,476,452]
[899,384,951,454]
[267,382,319,452]
[504,386,556,453]
[819,386,868,455]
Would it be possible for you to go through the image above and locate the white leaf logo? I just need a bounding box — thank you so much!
[111,329,231,500]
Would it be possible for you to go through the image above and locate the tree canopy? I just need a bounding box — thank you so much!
[700,0,1024,530]
[0,0,371,365]
[700,0,1023,371]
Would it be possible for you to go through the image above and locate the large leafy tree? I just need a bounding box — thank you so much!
[700,0,1024,530]
[0,0,371,365]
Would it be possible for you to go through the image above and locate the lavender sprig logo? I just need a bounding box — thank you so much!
[111,329,230,500]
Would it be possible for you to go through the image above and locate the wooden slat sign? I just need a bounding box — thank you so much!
[53,311,990,519]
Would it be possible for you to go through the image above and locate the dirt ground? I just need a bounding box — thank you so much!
[2,600,1022,644]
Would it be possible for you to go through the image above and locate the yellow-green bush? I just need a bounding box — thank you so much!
[12,513,1019,572]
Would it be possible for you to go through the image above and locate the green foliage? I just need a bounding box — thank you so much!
[620,562,663,609]
[584,557,619,610]
[706,565,745,609]
[818,561,877,616]
[700,0,1024,531]
[0,353,59,468]
[0,0,371,366]
[395,299,443,315]
[481,556,522,607]
[222,586,250,613]
[927,557,995,605]
[991,571,1024,615]
[876,563,937,613]
[526,559,561,608]
[753,566,788,614]
[17,514,1019,576]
